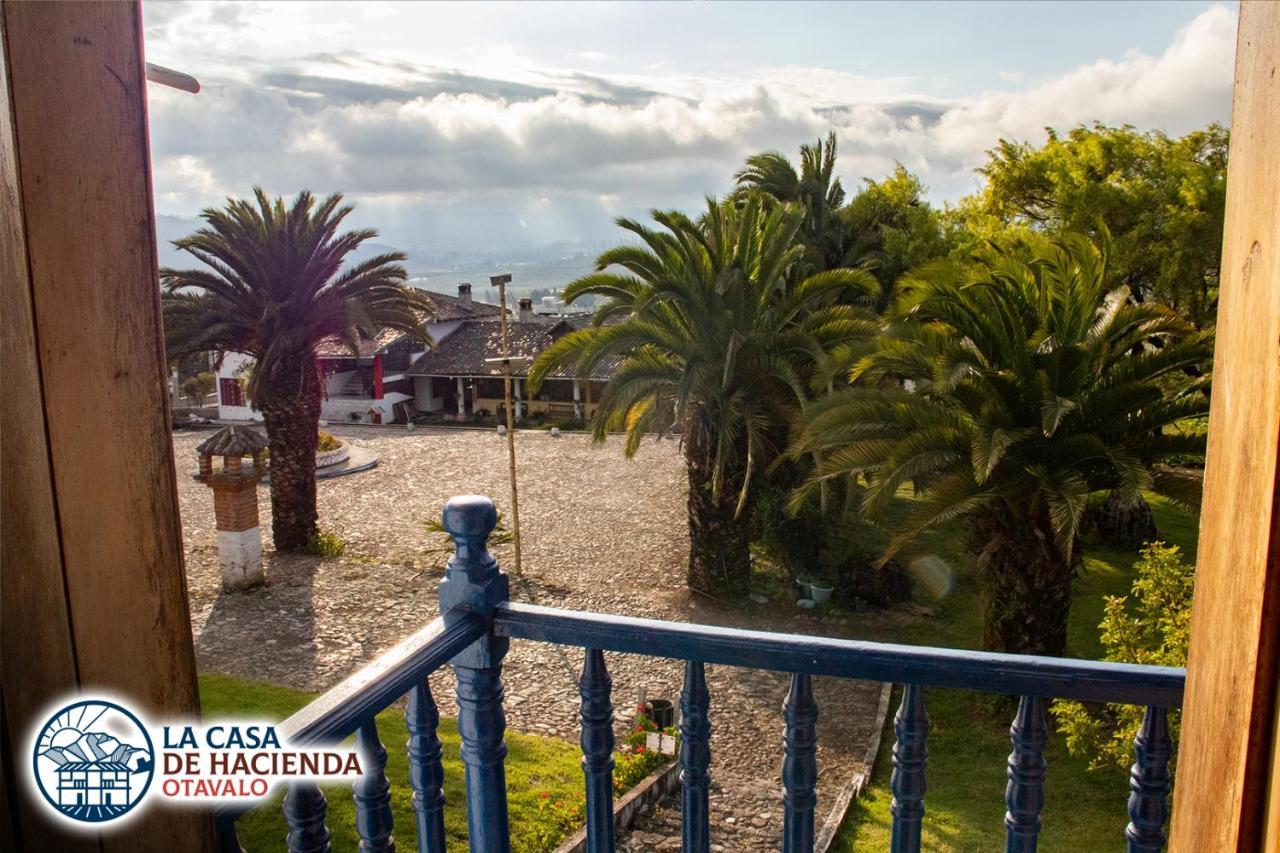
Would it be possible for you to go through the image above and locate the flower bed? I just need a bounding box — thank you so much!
[244,431,349,469]
[314,434,349,468]
[532,706,676,849]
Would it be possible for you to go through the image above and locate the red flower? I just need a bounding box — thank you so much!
[540,791,550,799]
[633,746,645,754]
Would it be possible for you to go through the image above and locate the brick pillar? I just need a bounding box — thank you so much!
[206,455,263,589]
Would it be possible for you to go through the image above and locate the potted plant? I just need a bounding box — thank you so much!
[808,562,836,605]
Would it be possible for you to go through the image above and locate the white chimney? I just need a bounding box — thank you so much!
[518,297,534,323]
[458,283,472,305]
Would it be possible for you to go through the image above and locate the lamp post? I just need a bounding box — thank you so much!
[489,273,522,574]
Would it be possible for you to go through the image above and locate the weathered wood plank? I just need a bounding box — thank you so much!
[1,2,209,849]
[1171,3,1280,850]
[0,13,97,850]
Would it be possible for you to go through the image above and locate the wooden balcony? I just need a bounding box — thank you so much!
[215,495,1184,853]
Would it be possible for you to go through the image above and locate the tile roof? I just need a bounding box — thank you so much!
[196,425,268,457]
[314,325,414,359]
[405,319,620,380]
[313,291,504,358]
[424,289,506,322]
[57,762,131,772]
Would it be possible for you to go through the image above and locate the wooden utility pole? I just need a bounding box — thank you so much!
[489,273,523,574]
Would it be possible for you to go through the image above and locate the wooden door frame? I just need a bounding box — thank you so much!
[1,2,212,850]
[1171,2,1280,850]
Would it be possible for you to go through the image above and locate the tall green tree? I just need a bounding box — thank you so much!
[163,189,431,551]
[961,123,1228,327]
[791,233,1212,655]
[840,165,951,310]
[735,131,847,271]
[528,194,879,596]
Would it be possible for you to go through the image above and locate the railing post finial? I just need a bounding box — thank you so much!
[439,494,511,852]
[442,493,499,572]
[439,495,508,635]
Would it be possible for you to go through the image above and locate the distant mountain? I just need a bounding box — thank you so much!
[42,731,146,769]
[153,215,604,291]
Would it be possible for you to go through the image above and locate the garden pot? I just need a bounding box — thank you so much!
[645,699,675,729]
[795,579,813,599]
[809,584,833,604]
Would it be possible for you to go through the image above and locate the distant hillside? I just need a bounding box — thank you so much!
[155,214,403,273]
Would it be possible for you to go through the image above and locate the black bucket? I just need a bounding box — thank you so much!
[645,698,675,729]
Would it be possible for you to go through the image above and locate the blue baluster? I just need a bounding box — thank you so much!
[440,495,511,853]
[679,660,711,853]
[215,816,246,853]
[407,680,447,852]
[889,684,928,853]
[579,648,616,853]
[284,781,331,853]
[1004,695,1047,853]
[1125,706,1172,853]
[352,718,395,852]
[782,672,819,853]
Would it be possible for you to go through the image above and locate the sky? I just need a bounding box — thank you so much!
[142,1,1238,262]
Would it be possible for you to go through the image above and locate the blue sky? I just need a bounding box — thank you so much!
[143,1,1237,260]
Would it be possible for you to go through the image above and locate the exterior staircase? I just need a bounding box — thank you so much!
[336,372,367,397]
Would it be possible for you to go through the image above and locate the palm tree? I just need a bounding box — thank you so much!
[528,194,879,596]
[790,233,1212,655]
[735,131,846,271]
[162,189,431,551]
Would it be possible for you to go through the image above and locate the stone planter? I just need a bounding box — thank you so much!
[315,439,350,469]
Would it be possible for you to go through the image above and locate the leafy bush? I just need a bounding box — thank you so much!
[316,431,341,452]
[831,546,914,607]
[753,484,913,605]
[752,483,828,580]
[1052,542,1193,770]
[303,528,346,557]
[180,371,216,406]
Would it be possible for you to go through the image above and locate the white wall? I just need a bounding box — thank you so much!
[425,319,463,343]
[216,351,262,422]
[414,377,445,412]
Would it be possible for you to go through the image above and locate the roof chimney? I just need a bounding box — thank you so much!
[457,283,472,305]
[518,297,534,323]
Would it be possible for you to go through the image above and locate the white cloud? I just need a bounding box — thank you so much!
[144,4,1236,255]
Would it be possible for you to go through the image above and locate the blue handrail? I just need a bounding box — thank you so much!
[215,494,1183,853]
[492,602,1185,707]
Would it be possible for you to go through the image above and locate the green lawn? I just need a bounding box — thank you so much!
[200,674,584,852]
[831,495,1197,851]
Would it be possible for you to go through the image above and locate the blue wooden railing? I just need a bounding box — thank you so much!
[214,494,1184,853]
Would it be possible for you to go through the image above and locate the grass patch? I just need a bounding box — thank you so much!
[200,673,585,852]
[830,494,1197,851]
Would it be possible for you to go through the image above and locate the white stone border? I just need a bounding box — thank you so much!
[315,439,350,468]
[813,681,894,853]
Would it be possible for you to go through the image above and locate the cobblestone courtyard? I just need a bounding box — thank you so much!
[177,426,886,850]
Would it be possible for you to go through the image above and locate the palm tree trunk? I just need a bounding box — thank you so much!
[684,415,751,597]
[259,354,323,551]
[970,506,1079,656]
[1094,490,1159,549]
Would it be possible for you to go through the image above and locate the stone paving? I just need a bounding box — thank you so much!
[176,426,894,850]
